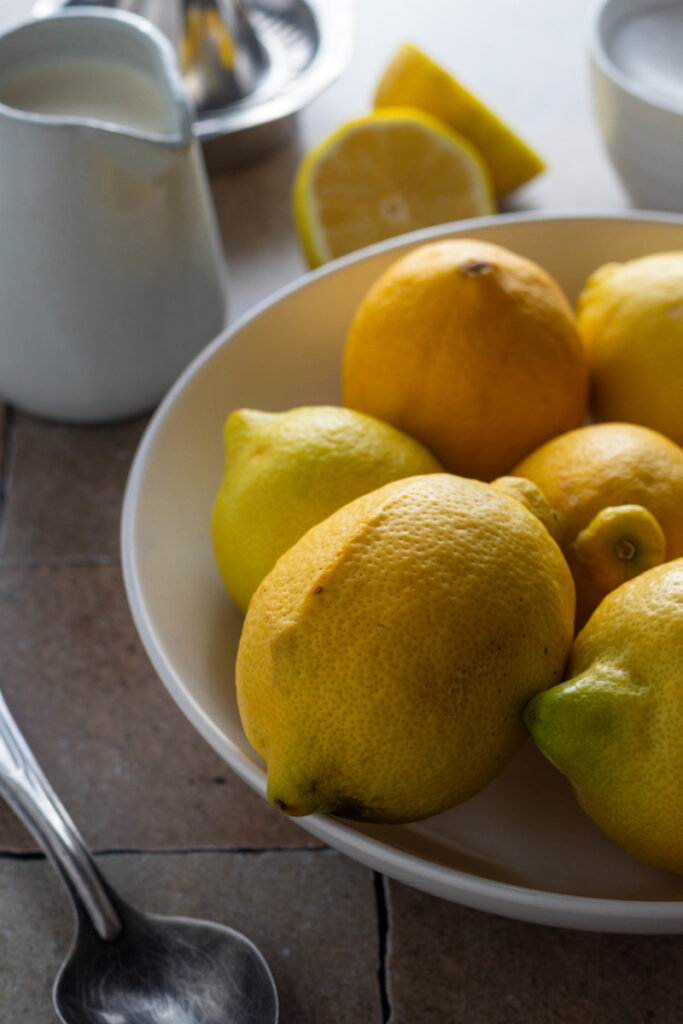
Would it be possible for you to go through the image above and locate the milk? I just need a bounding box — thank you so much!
[606,2,683,108]
[0,57,167,133]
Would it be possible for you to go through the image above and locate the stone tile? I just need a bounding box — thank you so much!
[0,411,149,562]
[595,933,683,1023]
[0,563,318,851]
[386,881,683,1023]
[0,849,381,1024]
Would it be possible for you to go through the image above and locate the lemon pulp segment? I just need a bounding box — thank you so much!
[293,109,495,267]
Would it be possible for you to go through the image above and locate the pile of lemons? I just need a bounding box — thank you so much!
[212,235,683,877]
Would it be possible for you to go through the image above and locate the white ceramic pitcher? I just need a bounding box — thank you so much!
[0,8,227,422]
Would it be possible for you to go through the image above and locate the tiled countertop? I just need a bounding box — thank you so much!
[1,1,682,1021]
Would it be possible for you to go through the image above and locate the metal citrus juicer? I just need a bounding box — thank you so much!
[33,0,352,169]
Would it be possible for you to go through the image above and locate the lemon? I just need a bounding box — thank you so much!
[513,422,683,629]
[211,405,441,613]
[525,558,683,876]
[577,251,683,447]
[490,476,560,540]
[292,108,495,268]
[343,239,588,481]
[374,43,545,195]
[236,473,575,823]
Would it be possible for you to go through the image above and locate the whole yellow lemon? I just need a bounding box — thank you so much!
[343,239,589,480]
[212,405,441,612]
[236,473,575,823]
[577,251,683,446]
[513,422,683,629]
[526,558,683,876]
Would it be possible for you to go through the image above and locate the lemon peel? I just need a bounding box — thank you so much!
[343,238,587,480]
[211,405,441,612]
[577,251,683,446]
[237,473,575,823]
[374,43,545,194]
[513,422,683,629]
[526,558,683,875]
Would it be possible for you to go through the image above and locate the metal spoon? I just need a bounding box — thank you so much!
[0,688,279,1024]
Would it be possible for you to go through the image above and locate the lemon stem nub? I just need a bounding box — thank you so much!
[573,504,666,594]
[615,538,637,562]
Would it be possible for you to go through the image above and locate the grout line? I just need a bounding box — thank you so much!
[0,845,331,860]
[373,871,393,1023]
[0,850,45,862]
[96,845,332,857]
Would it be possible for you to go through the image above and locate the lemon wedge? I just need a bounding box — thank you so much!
[374,44,545,195]
[293,108,495,267]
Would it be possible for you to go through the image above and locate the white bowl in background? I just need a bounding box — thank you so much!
[121,211,683,934]
[588,0,683,211]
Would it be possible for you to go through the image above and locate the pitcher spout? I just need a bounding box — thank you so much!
[81,115,192,183]
[75,7,195,182]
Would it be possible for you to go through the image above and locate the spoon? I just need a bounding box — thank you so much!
[0,688,279,1024]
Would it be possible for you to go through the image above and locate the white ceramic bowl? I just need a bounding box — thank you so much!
[122,211,683,934]
[588,0,683,211]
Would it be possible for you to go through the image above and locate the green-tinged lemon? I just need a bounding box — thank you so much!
[526,558,683,875]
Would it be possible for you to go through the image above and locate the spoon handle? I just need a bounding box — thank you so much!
[0,688,121,940]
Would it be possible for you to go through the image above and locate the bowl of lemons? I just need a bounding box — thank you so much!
[121,209,683,933]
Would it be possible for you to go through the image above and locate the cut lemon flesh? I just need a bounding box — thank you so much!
[374,43,545,195]
[293,108,495,268]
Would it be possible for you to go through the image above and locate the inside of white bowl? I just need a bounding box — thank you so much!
[592,0,683,113]
[122,212,683,930]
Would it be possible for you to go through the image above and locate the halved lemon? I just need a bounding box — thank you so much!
[292,108,495,268]
[374,44,545,195]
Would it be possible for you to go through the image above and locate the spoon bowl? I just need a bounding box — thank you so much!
[55,896,278,1024]
[0,688,279,1024]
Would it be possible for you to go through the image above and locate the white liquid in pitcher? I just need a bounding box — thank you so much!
[0,57,167,132]
[606,3,683,108]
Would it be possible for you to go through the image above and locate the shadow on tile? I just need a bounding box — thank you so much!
[386,880,683,1023]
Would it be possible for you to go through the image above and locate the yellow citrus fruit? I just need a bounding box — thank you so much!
[236,473,575,823]
[374,43,545,194]
[577,251,683,446]
[513,422,683,628]
[211,405,441,613]
[490,476,560,540]
[343,238,589,481]
[525,558,683,876]
[292,108,495,268]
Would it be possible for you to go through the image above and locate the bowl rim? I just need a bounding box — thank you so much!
[587,0,683,117]
[121,208,683,932]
